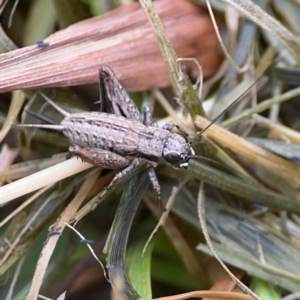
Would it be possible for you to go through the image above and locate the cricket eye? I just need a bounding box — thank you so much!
[164,152,182,165]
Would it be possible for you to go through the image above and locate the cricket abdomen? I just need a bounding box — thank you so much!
[61,112,168,162]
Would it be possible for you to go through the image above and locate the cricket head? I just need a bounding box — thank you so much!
[162,134,195,169]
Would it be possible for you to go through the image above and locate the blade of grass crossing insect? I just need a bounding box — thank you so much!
[105,172,150,299]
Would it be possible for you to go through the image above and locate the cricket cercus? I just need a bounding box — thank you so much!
[19,66,195,200]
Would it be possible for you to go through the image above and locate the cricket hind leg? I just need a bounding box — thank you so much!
[99,66,141,121]
[69,144,141,196]
[69,145,131,169]
[98,68,109,113]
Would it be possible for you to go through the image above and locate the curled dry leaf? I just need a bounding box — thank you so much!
[0,0,222,93]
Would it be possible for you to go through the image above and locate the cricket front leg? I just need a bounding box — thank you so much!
[106,158,141,191]
[162,121,189,137]
[142,105,152,126]
[147,163,161,202]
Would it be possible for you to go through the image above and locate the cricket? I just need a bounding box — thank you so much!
[18,66,196,201]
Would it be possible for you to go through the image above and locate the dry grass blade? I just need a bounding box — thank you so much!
[196,115,300,187]
[253,114,300,145]
[139,0,221,108]
[0,23,17,52]
[25,169,100,300]
[0,184,54,228]
[153,291,253,300]
[197,181,261,300]
[144,192,208,289]
[220,0,300,64]
[0,91,25,142]
[139,0,181,95]
[0,0,221,93]
[221,85,300,128]
[104,173,150,299]
[6,255,25,300]
[143,179,188,256]
[0,190,54,268]
[248,137,300,163]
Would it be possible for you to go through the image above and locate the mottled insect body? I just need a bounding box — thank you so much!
[62,112,192,167]
[19,66,194,199]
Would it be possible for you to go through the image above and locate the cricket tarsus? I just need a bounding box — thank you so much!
[19,66,194,204]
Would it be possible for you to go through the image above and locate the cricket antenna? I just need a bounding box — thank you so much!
[200,57,280,134]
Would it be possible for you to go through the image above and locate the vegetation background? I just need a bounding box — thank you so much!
[0,0,300,300]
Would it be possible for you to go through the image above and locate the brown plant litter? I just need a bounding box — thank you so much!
[0,0,222,93]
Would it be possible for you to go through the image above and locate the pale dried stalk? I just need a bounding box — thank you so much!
[0,157,93,205]
[253,114,300,146]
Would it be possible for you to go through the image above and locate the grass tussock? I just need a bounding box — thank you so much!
[0,1,300,299]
